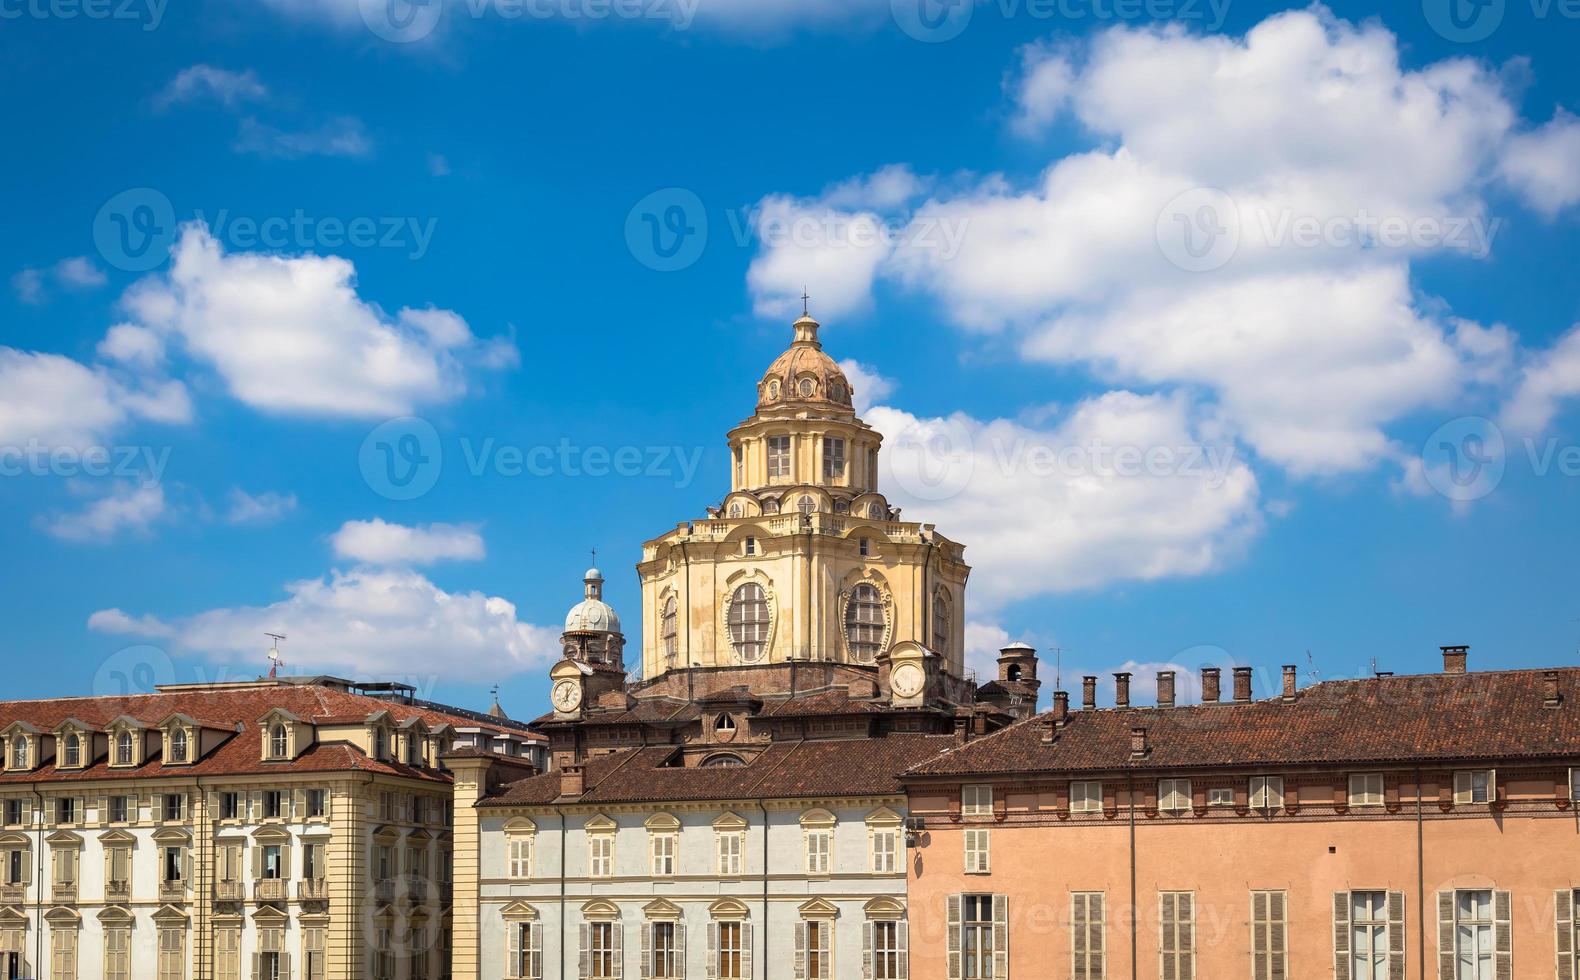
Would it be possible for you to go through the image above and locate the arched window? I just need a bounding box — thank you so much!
[661,596,678,664]
[728,502,742,518]
[63,734,80,768]
[763,498,780,515]
[766,379,780,400]
[1007,664,1022,682]
[845,584,884,663]
[727,583,770,662]
[10,735,27,769]
[115,730,133,765]
[714,714,737,735]
[271,724,289,759]
[797,496,816,516]
[933,590,951,656]
[372,727,386,760]
[169,728,188,763]
[701,754,745,768]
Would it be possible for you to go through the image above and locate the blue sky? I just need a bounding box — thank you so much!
[3,0,1580,718]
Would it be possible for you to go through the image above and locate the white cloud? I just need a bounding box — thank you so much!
[1009,44,1075,138]
[88,565,560,682]
[1502,322,1580,435]
[233,116,372,159]
[427,153,451,177]
[122,223,512,418]
[836,359,895,416]
[0,348,190,450]
[1498,110,1580,218]
[226,488,299,525]
[97,323,166,368]
[41,483,167,542]
[329,518,485,565]
[11,268,44,304]
[53,257,106,289]
[156,65,269,110]
[871,389,1261,605]
[964,620,1012,681]
[746,195,895,320]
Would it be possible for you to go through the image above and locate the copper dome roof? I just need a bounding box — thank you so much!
[756,314,855,413]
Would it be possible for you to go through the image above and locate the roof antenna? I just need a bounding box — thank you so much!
[1304,649,1320,684]
[265,633,287,679]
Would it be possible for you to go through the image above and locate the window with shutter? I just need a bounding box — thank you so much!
[959,895,995,980]
[1071,892,1104,980]
[1159,892,1194,980]
[1344,891,1389,980]
[1448,889,1496,980]
[1453,771,1494,805]
[104,927,130,980]
[1556,890,1576,980]
[1250,777,1284,813]
[1349,774,1385,807]
[806,830,831,875]
[50,927,76,980]
[216,928,240,980]
[717,831,742,876]
[1158,780,1192,814]
[947,895,963,980]
[962,786,993,817]
[1070,781,1102,813]
[871,828,898,873]
[991,894,1009,980]
[509,837,533,879]
[1251,891,1286,980]
[963,829,990,874]
[157,927,184,980]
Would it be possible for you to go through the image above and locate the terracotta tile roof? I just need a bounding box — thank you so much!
[0,682,517,786]
[758,689,884,716]
[481,734,955,807]
[905,668,1580,777]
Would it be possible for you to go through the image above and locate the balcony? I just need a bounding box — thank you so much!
[403,879,429,905]
[0,883,25,904]
[159,880,187,902]
[105,878,131,902]
[52,882,76,903]
[297,878,329,901]
[374,878,396,904]
[215,880,245,902]
[254,878,288,902]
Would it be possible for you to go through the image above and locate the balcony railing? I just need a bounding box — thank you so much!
[0,883,25,904]
[159,880,186,902]
[52,881,76,902]
[215,880,245,901]
[105,878,131,902]
[254,877,289,901]
[297,877,328,901]
[374,878,396,904]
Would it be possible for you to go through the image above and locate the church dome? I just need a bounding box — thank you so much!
[565,567,621,634]
[756,314,855,413]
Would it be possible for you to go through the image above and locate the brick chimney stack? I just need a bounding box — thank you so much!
[1044,691,1070,742]
[1156,670,1176,708]
[1233,666,1253,702]
[1114,672,1132,708]
[1201,667,1221,703]
[1082,675,1098,711]
[1282,665,1298,702]
[1544,670,1562,709]
[559,764,585,798]
[1130,726,1149,759]
[1442,645,1468,674]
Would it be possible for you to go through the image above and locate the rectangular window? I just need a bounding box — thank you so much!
[1452,890,1494,980]
[304,927,326,980]
[219,792,239,820]
[262,790,284,819]
[262,844,283,879]
[717,831,742,876]
[109,795,130,824]
[162,846,184,884]
[157,928,183,980]
[217,842,243,884]
[589,922,616,979]
[4,849,24,885]
[1207,787,1233,806]
[858,537,871,557]
[52,847,76,888]
[104,927,130,980]
[962,785,993,817]
[1158,778,1192,814]
[1250,776,1284,813]
[1158,892,1195,980]
[806,829,831,875]
[1453,770,1494,805]
[589,835,613,878]
[962,895,995,980]
[1571,767,1579,801]
[1070,892,1104,980]
[1349,773,1385,807]
[651,834,676,877]
[307,789,328,818]
[717,922,743,980]
[106,846,131,895]
[1350,891,1389,980]
[509,838,533,879]
[823,437,846,479]
[964,829,991,874]
[871,828,898,873]
[507,922,541,980]
[162,794,183,821]
[2,800,21,826]
[55,798,76,824]
[651,922,678,979]
[805,920,831,980]
[215,928,240,980]
[1070,781,1102,813]
[768,436,792,478]
[872,921,905,980]
[1251,890,1286,980]
[50,928,75,980]
[744,537,756,556]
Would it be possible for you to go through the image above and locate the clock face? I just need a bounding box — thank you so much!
[891,663,924,699]
[551,680,582,712]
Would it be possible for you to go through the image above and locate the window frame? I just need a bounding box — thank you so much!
[963,828,991,875]
[1070,780,1103,813]
[1250,776,1284,813]
[1158,778,1192,814]
[1349,773,1385,807]
[1453,769,1495,805]
[961,785,993,818]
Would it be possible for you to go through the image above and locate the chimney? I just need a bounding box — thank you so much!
[1129,726,1149,759]
[1082,675,1098,711]
[954,716,971,745]
[1053,690,1070,724]
[1156,670,1176,708]
[1201,667,1221,703]
[1544,670,1562,709]
[1282,665,1298,702]
[1232,666,1253,702]
[559,764,585,798]
[1441,645,1468,674]
[1114,672,1132,708]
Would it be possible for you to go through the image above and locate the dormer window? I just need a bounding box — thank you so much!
[714,715,737,736]
[270,725,289,760]
[114,731,133,766]
[62,734,80,768]
[406,733,419,767]
[7,735,27,770]
[373,728,387,760]
[169,729,188,764]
